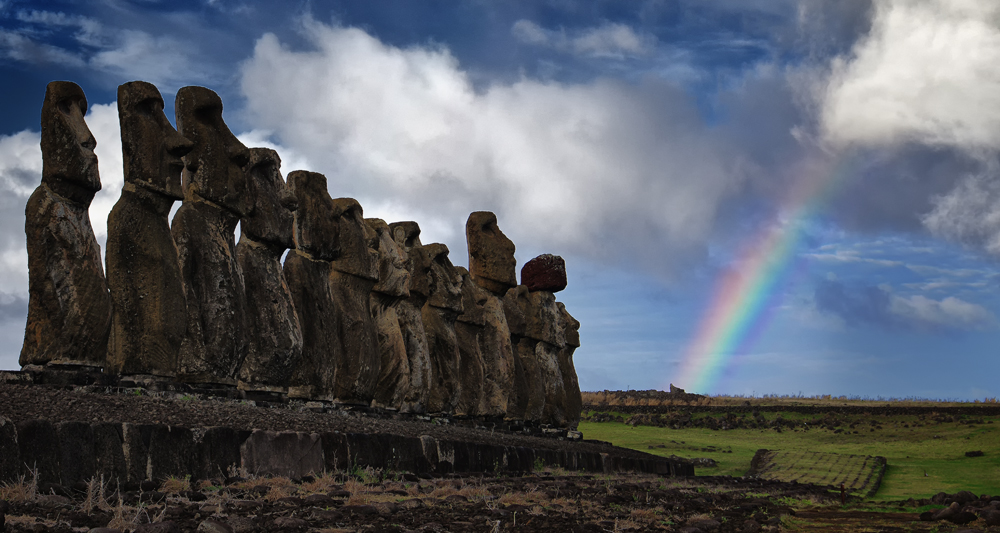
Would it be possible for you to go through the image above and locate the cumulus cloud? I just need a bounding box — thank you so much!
[813,278,996,331]
[240,19,742,273]
[511,19,656,58]
[820,0,1000,151]
[921,170,1000,254]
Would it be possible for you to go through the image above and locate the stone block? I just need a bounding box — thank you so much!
[122,423,155,482]
[56,421,95,485]
[0,417,18,482]
[321,432,350,472]
[92,423,127,484]
[16,419,60,484]
[241,430,323,478]
[148,426,196,481]
[195,427,249,480]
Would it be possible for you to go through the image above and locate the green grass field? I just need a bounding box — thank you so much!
[579,411,1000,501]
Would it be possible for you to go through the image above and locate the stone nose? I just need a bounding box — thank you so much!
[166,129,194,158]
[280,186,298,212]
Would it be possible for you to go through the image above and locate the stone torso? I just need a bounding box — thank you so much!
[21,184,111,367]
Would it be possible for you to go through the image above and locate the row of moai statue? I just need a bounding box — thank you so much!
[19,81,583,428]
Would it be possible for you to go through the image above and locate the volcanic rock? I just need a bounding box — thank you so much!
[454,267,487,416]
[413,244,464,413]
[284,171,340,400]
[106,81,192,377]
[327,198,380,403]
[367,218,412,409]
[21,81,111,369]
[521,254,567,293]
[466,212,517,295]
[236,148,302,392]
[172,86,251,386]
[390,221,431,413]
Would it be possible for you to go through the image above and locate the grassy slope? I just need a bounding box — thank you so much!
[579,412,1000,500]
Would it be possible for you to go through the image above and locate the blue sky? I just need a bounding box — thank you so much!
[2,0,1000,400]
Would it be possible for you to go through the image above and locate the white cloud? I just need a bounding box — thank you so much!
[820,0,1000,150]
[240,20,740,274]
[922,171,1000,255]
[890,293,996,330]
[511,19,655,58]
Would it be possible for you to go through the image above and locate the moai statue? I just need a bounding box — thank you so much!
[171,86,252,386]
[467,212,517,295]
[453,267,487,417]
[464,212,516,419]
[388,221,431,413]
[21,81,112,369]
[327,198,381,404]
[106,81,193,377]
[367,218,412,410]
[556,302,582,429]
[414,243,463,414]
[504,254,575,426]
[235,148,303,394]
[284,171,340,400]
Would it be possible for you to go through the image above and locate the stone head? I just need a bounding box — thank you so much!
[456,267,488,326]
[175,86,251,215]
[389,221,422,253]
[424,243,463,313]
[118,81,193,201]
[366,218,410,298]
[330,198,379,280]
[557,302,580,348]
[41,81,100,202]
[466,211,517,295]
[287,170,339,261]
[242,148,295,250]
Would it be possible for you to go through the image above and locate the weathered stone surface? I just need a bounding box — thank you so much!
[240,430,323,478]
[414,244,463,414]
[92,422,127,483]
[17,419,60,484]
[122,423,154,482]
[148,425,196,481]
[106,81,192,377]
[172,85,251,386]
[236,148,302,392]
[557,302,583,429]
[21,81,111,368]
[521,254,567,293]
[0,417,19,482]
[504,287,567,425]
[57,421,95,485]
[285,171,339,400]
[478,292,514,418]
[368,219,412,410]
[195,427,249,481]
[328,198,380,403]
[466,212,517,296]
[389,221,430,413]
[454,268,487,417]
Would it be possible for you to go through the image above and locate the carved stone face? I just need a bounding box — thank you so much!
[425,244,463,313]
[41,81,100,198]
[330,198,379,280]
[456,267,488,326]
[557,302,580,348]
[367,218,410,298]
[466,211,517,295]
[242,148,295,250]
[118,81,193,200]
[287,170,339,261]
[175,86,251,215]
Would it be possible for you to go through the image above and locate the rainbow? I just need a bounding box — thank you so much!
[674,157,854,394]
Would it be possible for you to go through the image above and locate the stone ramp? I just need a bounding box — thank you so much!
[748,449,886,498]
[0,417,693,487]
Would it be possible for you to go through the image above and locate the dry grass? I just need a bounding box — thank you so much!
[0,472,37,503]
[160,475,191,494]
[300,471,339,494]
